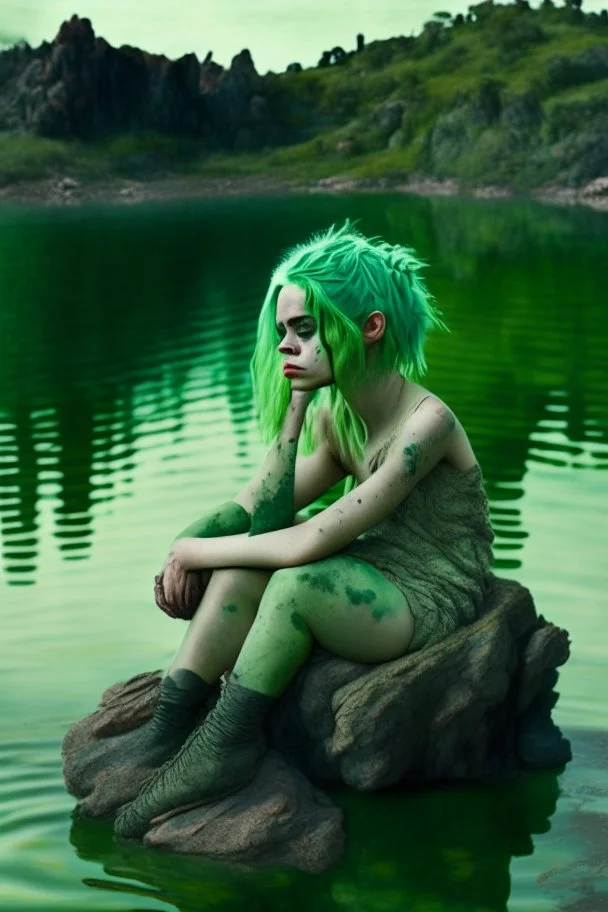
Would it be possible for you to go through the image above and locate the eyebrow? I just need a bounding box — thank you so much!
[275,315,316,329]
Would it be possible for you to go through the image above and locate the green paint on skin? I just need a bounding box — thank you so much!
[188,504,251,537]
[222,603,239,614]
[290,611,308,633]
[296,571,337,594]
[249,461,297,535]
[345,585,377,606]
[372,605,393,621]
[248,425,302,535]
[403,442,421,476]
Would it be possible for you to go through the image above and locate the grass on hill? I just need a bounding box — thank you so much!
[0,3,607,190]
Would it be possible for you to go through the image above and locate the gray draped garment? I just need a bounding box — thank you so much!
[339,458,496,652]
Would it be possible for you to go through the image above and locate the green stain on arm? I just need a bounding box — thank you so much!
[248,409,308,536]
[174,501,251,540]
[403,442,421,476]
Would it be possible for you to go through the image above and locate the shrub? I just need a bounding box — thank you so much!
[546,45,608,91]
[485,11,547,59]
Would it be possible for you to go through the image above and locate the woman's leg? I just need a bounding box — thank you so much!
[110,568,274,768]
[231,555,415,695]
[115,555,416,838]
[167,566,275,683]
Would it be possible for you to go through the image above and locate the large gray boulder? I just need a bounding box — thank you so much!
[62,575,570,872]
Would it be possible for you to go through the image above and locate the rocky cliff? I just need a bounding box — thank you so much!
[1,6,608,193]
[0,15,292,152]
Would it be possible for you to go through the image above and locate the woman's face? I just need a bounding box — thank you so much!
[275,284,334,390]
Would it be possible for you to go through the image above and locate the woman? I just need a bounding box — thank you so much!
[114,217,495,839]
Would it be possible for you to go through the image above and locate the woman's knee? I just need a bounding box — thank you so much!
[209,566,276,607]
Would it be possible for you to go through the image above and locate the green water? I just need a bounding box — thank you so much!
[0,193,606,912]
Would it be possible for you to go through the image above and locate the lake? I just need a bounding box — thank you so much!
[0,191,606,911]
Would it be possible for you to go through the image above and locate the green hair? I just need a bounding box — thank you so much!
[250,217,448,479]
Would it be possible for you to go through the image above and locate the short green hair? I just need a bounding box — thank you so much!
[250,217,448,473]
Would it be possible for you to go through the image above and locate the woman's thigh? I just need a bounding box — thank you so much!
[269,555,415,663]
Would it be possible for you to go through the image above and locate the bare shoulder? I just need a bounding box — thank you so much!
[408,393,477,469]
[408,393,456,431]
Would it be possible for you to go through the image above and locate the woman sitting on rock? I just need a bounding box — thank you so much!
[115,217,495,840]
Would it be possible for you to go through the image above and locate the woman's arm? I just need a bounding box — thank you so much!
[244,391,313,536]
[173,500,252,540]
[171,399,455,571]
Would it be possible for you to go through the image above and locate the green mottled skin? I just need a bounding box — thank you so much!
[403,442,421,476]
[174,501,251,540]
[296,571,337,594]
[231,553,413,695]
[290,611,308,633]
[345,584,377,606]
[372,605,392,621]
[249,434,299,536]
[222,603,239,614]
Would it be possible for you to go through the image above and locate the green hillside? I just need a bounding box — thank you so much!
[1,0,607,191]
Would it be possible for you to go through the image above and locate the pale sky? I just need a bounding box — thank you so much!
[2,0,605,74]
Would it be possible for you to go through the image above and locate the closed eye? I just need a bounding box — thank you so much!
[276,327,315,339]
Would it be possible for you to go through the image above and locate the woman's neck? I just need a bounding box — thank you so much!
[342,373,412,441]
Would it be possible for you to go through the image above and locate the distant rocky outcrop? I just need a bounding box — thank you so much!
[62,575,571,872]
[1,11,608,190]
[0,15,290,151]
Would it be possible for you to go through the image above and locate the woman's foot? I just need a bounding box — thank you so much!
[114,678,276,840]
[72,670,219,817]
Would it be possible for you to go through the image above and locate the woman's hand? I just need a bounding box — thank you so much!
[154,549,211,620]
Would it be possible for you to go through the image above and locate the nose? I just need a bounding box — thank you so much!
[278,336,299,355]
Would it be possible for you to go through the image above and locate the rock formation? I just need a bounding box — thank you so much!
[62,575,571,872]
[0,15,291,151]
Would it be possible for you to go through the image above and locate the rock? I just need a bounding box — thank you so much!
[580,176,608,199]
[547,45,608,92]
[145,751,345,872]
[0,14,286,151]
[313,175,360,191]
[388,127,412,150]
[373,100,406,135]
[502,91,543,133]
[62,575,570,871]
[269,576,570,787]
[472,185,514,199]
[335,138,357,156]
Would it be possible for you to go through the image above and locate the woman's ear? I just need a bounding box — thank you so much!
[362,311,386,345]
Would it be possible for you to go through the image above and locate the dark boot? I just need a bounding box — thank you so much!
[73,669,219,818]
[139,669,218,756]
[114,676,276,840]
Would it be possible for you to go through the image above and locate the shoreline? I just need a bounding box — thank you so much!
[1,171,607,211]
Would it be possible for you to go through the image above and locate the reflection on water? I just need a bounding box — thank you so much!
[0,197,606,584]
[0,194,606,912]
[67,768,560,912]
